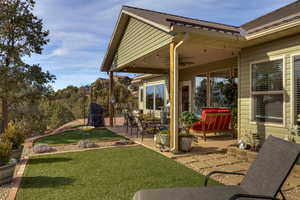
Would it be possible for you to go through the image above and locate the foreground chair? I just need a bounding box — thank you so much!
[133,136,300,200]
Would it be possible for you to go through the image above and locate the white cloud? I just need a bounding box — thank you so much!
[50,48,69,57]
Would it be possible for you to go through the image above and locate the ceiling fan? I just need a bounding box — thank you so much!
[160,56,195,67]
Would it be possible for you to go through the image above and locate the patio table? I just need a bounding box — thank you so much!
[143,121,164,135]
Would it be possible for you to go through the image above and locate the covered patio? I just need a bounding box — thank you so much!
[101,6,244,152]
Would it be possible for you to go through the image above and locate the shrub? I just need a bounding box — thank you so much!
[180,112,197,126]
[2,122,24,149]
[0,141,12,166]
[49,104,75,129]
[16,117,48,137]
[159,129,169,135]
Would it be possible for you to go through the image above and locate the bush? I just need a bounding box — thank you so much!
[180,112,197,126]
[16,115,48,137]
[2,122,24,149]
[49,104,75,129]
[0,141,12,166]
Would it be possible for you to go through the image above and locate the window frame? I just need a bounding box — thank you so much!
[290,52,300,126]
[249,56,286,127]
[145,81,166,112]
[193,68,235,112]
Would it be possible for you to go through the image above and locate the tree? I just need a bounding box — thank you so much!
[0,0,54,133]
[49,104,75,129]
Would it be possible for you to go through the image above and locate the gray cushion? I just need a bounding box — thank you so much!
[133,186,245,200]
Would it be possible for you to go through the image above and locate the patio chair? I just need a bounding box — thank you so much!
[124,112,138,136]
[135,117,155,141]
[191,108,232,141]
[133,136,300,200]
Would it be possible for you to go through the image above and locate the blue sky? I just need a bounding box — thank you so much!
[26,0,295,90]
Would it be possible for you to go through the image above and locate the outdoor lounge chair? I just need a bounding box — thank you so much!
[133,136,300,200]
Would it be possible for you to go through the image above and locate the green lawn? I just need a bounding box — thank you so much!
[35,128,127,145]
[17,146,220,200]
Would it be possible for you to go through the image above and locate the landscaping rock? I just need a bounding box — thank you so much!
[78,140,97,148]
[33,144,56,153]
[114,140,134,146]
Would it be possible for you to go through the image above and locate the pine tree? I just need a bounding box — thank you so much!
[0,0,55,133]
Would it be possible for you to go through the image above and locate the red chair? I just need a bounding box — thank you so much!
[190,108,232,141]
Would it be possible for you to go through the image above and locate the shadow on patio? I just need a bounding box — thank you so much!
[108,126,236,157]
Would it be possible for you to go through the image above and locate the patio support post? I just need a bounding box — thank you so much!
[109,71,114,127]
[169,42,175,149]
[169,41,179,152]
[170,34,189,153]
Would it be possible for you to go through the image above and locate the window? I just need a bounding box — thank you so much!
[194,69,235,115]
[140,88,143,102]
[146,84,165,110]
[251,59,283,124]
[210,70,231,107]
[294,55,300,123]
[146,86,154,109]
[155,84,164,110]
[195,74,207,115]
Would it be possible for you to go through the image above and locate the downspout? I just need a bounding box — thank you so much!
[171,33,189,152]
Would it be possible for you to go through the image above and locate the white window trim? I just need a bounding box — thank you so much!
[144,81,166,112]
[249,56,286,127]
[193,67,233,110]
[290,52,300,127]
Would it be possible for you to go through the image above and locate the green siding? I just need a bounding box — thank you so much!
[112,17,174,69]
[239,34,300,142]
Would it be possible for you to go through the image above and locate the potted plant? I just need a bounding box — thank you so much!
[179,112,197,152]
[159,129,169,147]
[0,140,16,185]
[2,122,25,160]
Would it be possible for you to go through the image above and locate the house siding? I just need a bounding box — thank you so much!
[239,34,300,142]
[112,17,174,70]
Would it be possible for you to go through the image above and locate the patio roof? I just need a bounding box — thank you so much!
[101,6,244,73]
[101,2,300,73]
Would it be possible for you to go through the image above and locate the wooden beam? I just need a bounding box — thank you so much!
[109,72,114,127]
[169,42,176,149]
[113,67,168,74]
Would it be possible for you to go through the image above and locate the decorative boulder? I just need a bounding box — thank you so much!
[114,140,134,146]
[33,144,56,153]
[78,140,97,148]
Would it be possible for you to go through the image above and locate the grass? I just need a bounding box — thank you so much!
[17,146,220,200]
[35,128,127,145]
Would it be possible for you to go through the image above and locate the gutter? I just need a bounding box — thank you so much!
[171,33,189,153]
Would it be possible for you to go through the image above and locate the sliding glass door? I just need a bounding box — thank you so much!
[146,84,165,111]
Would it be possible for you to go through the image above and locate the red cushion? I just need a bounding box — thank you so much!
[191,121,203,131]
[201,108,230,120]
[192,108,232,131]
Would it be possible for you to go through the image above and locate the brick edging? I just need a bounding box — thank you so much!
[6,157,28,200]
[30,144,139,157]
